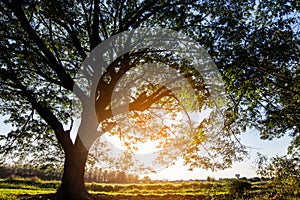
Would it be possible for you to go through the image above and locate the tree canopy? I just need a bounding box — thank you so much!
[0,0,299,199]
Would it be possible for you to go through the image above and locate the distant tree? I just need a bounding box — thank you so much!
[97,168,102,182]
[85,168,93,182]
[103,170,108,183]
[95,167,101,182]
[85,167,138,183]
[107,171,116,183]
[0,164,62,180]
[116,171,127,183]
[127,173,139,183]
[142,176,151,184]
[207,176,216,182]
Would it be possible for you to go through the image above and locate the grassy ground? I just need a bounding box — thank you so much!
[0,178,57,200]
[0,177,299,200]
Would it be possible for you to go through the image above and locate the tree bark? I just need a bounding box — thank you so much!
[57,138,91,200]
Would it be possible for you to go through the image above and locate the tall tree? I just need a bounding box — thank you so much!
[0,0,299,199]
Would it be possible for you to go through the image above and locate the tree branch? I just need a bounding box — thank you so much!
[4,58,73,151]
[39,10,87,59]
[10,0,74,91]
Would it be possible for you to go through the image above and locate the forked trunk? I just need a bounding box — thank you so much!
[57,139,90,200]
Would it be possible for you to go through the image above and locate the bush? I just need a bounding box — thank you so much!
[102,185,114,192]
[88,183,104,191]
[229,179,252,195]
[112,185,123,192]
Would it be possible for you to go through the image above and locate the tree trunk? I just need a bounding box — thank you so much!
[57,138,91,200]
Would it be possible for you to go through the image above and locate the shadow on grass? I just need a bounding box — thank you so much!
[17,194,210,200]
[18,193,295,200]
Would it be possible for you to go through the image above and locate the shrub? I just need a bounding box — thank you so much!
[229,179,252,195]
[88,183,104,192]
[112,185,123,192]
[102,185,114,192]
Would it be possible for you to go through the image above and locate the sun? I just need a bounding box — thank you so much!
[102,109,183,155]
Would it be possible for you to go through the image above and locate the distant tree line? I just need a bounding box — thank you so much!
[0,164,141,184]
[0,165,62,180]
[85,167,140,183]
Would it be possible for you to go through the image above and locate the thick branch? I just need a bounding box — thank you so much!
[5,58,73,151]
[94,51,149,121]
[129,86,175,111]
[99,85,177,122]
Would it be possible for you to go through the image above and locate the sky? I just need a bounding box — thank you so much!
[97,111,291,180]
[147,129,291,180]
[0,115,291,180]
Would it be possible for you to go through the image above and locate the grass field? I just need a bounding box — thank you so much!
[0,177,299,200]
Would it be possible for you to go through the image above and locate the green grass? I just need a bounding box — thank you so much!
[0,177,57,200]
[0,177,299,200]
[85,182,227,196]
[0,188,55,200]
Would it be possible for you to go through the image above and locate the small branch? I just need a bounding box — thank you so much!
[10,0,74,91]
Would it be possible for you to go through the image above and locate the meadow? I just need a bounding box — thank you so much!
[0,177,299,200]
